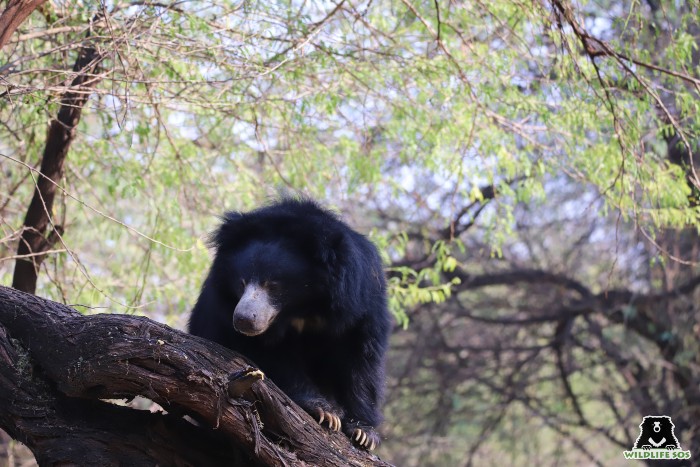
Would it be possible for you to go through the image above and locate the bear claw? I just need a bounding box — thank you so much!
[352,428,378,451]
[316,408,341,432]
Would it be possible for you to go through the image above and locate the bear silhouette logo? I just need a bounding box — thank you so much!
[633,416,681,450]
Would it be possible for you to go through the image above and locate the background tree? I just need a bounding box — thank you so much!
[1,0,699,465]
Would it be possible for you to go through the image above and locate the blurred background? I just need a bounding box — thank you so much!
[1,1,699,465]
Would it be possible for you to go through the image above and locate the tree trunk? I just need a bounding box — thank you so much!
[12,44,102,293]
[0,286,392,466]
[0,0,47,49]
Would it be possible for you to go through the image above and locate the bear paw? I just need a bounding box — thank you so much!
[642,445,652,450]
[346,425,380,451]
[314,407,342,432]
[666,446,678,451]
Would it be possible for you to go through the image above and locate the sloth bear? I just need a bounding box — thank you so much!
[189,198,391,450]
[633,416,681,450]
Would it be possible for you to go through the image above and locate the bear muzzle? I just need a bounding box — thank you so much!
[233,283,279,336]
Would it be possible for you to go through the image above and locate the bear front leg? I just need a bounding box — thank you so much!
[337,337,386,451]
[291,388,344,432]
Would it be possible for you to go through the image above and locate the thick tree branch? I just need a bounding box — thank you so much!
[0,323,250,466]
[0,286,392,466]
[454,267,593,299]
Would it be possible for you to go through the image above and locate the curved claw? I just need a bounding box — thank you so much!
[352,427,378,451]
[353,428,366,446]
[315,408,341,432]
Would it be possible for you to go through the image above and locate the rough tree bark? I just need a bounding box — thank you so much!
[12,43,103,293]
[0,0,47,49]
[0,286,392,466]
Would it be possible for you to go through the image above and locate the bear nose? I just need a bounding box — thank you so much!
[233,315,258,334]
[654,422,660,432]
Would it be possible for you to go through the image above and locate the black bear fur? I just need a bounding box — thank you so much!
[189,198,391,450]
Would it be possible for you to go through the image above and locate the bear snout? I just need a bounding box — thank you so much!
[233,283,279,336]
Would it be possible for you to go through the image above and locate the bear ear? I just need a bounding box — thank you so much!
[210,211,247,250]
